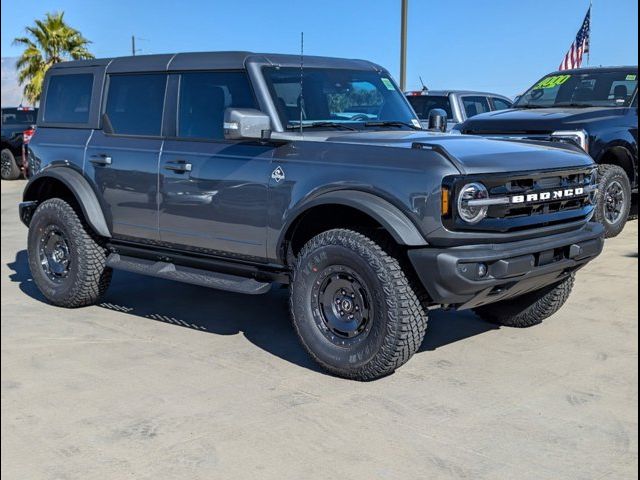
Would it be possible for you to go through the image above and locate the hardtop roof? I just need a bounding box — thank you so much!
[49,51,382,73]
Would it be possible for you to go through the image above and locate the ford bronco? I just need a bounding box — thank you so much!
[20,52,604,380]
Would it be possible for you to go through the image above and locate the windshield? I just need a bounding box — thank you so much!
[1,108,37,125]
[515,70,638,108]
[406,95,453,120]
[263,67,419,129]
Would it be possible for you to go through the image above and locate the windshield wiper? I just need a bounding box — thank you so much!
[554,103,596,108]
[286,122,358,131]
[363,121,421,130]
[515,104,546,109]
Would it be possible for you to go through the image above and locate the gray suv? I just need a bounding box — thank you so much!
[20,52,604,380]
[406,90,512,130]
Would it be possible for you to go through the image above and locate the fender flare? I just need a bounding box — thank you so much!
[23,167,111,238]
[280,190,428,253]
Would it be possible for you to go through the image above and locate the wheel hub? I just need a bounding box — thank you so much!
[604,180,625,224]
[39,226,71,282]
[311,266,373,345]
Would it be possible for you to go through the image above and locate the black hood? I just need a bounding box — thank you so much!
[461,106,631,134]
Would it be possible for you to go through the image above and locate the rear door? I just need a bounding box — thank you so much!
[158,70,273,261]
[85,73,167,241]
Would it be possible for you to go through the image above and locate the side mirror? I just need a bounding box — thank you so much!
[224,108,271,140]
[427,109,447,133]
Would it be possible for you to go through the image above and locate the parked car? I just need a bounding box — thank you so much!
[459,66,638,238]
[406,90,512,130]
[20,52,604,380]
[1,106,37,179]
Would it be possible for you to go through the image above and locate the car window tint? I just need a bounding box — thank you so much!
[406,95,453,120]
[105,74,167,136]
[491,97,512,110]
[44,74,93,123]
[462,96,491,117]
[178,71,257,139]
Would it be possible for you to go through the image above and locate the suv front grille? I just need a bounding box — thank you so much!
[444,167,596,233]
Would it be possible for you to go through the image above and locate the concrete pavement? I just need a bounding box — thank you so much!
[1,178,637,480]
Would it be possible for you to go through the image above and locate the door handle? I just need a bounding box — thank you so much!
[90,154,112,166]
[164,160,192,173]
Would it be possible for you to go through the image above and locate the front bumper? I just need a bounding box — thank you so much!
[408,222,604,310]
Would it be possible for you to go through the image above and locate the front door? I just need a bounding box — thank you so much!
[158,71,272,261]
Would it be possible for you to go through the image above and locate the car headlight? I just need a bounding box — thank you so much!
[551,130,589,153]
[457,182,489,224]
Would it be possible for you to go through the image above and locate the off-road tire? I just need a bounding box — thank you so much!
[1,148,21,180]
[290,229,428,380]
[594,164,631,238]
[28,198,112,307]
[473,275,575,328]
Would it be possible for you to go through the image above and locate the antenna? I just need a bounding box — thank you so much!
[299,31,305,134]
[419,76,428,92]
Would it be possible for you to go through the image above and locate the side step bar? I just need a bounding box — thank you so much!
[106,253,272,295]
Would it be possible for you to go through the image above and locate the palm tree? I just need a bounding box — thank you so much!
[13,12,94,104]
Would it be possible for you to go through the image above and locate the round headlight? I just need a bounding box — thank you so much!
[457,183,489,224]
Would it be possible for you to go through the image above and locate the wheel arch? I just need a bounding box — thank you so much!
[22,167,111,238]
[278,190,427,263]
[595,143,637,187]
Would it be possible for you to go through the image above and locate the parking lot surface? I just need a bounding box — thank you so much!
[1,178,637,480]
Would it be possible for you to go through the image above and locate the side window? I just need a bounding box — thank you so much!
[105,74,167,136]
[178,71,257,139]
[491,97,512,111]
[44,74,93,123]
[462,96,491,118]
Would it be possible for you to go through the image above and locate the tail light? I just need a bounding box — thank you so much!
[23,127,35,144]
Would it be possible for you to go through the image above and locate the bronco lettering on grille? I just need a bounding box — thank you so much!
[511,187,585,204]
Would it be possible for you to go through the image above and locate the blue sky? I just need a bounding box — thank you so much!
[1,0,637,97]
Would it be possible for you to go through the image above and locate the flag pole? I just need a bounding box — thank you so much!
[588,0,592,65]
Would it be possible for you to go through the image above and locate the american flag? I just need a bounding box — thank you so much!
[559,6,591,71]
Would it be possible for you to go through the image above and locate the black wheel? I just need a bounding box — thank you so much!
[27,198,112,308]
[290,229,428,380]
[594,164,631,238]
[1,148,21,180]
[473,275,575,328]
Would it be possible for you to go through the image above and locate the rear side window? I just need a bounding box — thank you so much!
[462,96,491,118]
[44,74,93,123]
[105,74,167,136]
[178,71,257,139]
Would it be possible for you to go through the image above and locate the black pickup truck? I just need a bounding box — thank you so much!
[1,106,37,179]
[459,66,638,237]
[19,52,604,380]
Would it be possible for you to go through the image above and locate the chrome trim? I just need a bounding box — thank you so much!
[465,184,598,207]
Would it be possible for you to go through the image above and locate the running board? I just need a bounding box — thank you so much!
[106,253,271,295]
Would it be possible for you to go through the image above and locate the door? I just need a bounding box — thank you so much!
[158,71,273,260]
[85,73,167,241]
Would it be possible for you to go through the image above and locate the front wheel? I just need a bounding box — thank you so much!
[473,275,575,328]
[594,164,631,238]
[290,229,428,381]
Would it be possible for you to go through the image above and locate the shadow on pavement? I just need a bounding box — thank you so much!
[8,249,498,373]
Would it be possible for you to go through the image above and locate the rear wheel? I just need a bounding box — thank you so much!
[290,229,428,380]
[28,198,112,307]
[1,148,21,180]
[473,275,575,328]
[594,164,631,238]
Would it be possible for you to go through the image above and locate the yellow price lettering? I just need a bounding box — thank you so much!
[533,74,571,89]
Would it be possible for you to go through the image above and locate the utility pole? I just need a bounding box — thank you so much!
[131,35,136,56]
[399,0,408,91]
